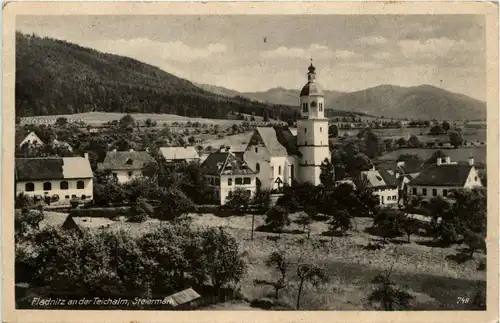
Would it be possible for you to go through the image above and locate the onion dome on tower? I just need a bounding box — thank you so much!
[300,59,324,97]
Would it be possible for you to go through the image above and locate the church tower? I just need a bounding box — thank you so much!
[297,60,330,185]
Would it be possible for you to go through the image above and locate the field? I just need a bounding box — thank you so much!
[41,211,485,310]
[20,112,255,127]
[378,147,487,164]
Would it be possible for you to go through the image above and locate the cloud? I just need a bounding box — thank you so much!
[355,36,388,45]
[83,38,227,63]
[260,44,358,60]
[397,37,468,60]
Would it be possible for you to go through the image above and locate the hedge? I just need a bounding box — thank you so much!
[70,206,133,219]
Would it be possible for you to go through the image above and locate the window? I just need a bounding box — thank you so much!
[475,176,478,181]
[72,194,77,199]
[320,127,322,132]
[278,166,282,175]
[215,178,220,185]
[271,166,274,177]
[65,195,70,199]
[422,188,427,196]
[81,195,86,200]
[412,188,417,195]
[304,128,307,133]
[256,162,260,172]
[302,103,308,112]
[243,177,251,185]
[25,182,35,192]
[60,181,69,190]
[319,103,323,112]
[393,196,397,200]
[43,182,52,191]
[255,147,258,153]
[305,141,308,145]
[77,181,85,189]
[228,178,232,186]
[128,171,133,177]
[432,189,437,197]
[235,178,243,185]
[443,189,448,197]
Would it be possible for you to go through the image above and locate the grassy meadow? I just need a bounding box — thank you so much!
[42,211,485,310]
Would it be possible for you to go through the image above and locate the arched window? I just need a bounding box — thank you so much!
[256,162,260,172]
[255,147,258,153]
[278,166,282,175]
[60,181,69,190]
[43,182,52,191]
[302,103,308,112]
[25,182,35,192]
[77,180,85,189]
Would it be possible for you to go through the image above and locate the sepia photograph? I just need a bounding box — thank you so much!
[2,2,499,322]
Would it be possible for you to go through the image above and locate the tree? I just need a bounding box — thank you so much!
[225,188,251,214]
[430,125,445,135]
[199,227,247,294]
[373,209,404,242]
[449,131,464,147]
[368,266,413,310]
[142,161,159,178]
[424,150,447,165]
[265,205,290,235]
[295,262,329,309]
[155,186,195,222]
[15,208,44,241]
[442,121,450,133]
[401,215,419,243]
[328,124,339,138]
[396,138,407,147]
[119,114,136,129]
[319,158,336,189]
[55,117,68,127]
[252,187,271,213]
[462,229,486,258]
[296,211,312,235]
[328,209,352,236]
[254,250,290,299]
[407,135,421,148]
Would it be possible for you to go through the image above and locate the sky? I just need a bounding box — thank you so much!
[17,15,486,100]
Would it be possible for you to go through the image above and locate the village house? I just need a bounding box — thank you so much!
[159,146,200,164]
[15,154,93,201]
[200,149,257,205]
[164,288,202,310]
[360,167,399,206]
[374,159,422,203]
[62,215,115,231]
[243,61,330,189]
[407,157,482,200]
[98,149,156,184]
[18,131,44,147]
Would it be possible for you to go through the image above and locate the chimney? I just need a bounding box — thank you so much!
[444,157,451,164]
[84,153,89,160]
[437,157,442,166]
[468,157,474,166]
[129,149,134,152]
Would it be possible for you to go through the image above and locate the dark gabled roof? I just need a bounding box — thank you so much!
[275,127,298,155]
[98,151,155,170]
[361,169,397,189]
[15,157,93,181]
[409,163,473,187]
[200,151,255,176]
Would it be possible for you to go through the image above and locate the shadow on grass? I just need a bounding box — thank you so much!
[321,230,348,238]
[416,239,453,248]
[256,224,304,235]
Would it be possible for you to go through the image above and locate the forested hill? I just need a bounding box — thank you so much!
[15,32,300,120]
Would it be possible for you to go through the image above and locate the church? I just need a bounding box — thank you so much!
[243,61,331,190]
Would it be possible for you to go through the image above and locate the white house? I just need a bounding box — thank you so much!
[98,149,156,184]
[19,131,44,147]
[361,167,399,206]
[407,157,483,200]
[159,146,200,164]
[15,154,93,201]
[243,61,331,190]
[200,149,257,205]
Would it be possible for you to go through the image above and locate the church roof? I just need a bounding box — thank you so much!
[300,82,324,97]
[254,127,298,157]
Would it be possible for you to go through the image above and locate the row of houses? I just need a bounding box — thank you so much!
[15,130,484,207]
[360,156,483,206]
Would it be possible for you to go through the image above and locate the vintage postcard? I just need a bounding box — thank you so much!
[2,2,499,323]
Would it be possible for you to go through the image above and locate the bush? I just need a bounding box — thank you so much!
[51,194,60,203]
[70,199,80,208]
[127,212,148,223]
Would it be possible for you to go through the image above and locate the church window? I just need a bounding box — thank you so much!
[304,128,307,133]
[255,147,258,153]
[278,166,282,175]
[256,162,260,172]
[320,127,322,132]
[302,103,308,112]
[319,103,323,111]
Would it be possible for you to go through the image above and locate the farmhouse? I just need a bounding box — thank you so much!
[407,157,482,200]
[164,288,201,309]
[15,154,93,201]
[243,62,330,189]
[62,215,115,231]
[200,149,257,205]
[19,131,44,147]
[159,146,200,164]
[360,167,398,206]
[98,149,156,184]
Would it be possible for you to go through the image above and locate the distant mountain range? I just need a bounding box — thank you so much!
[16,32,485,122]
[196,83,486,121]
